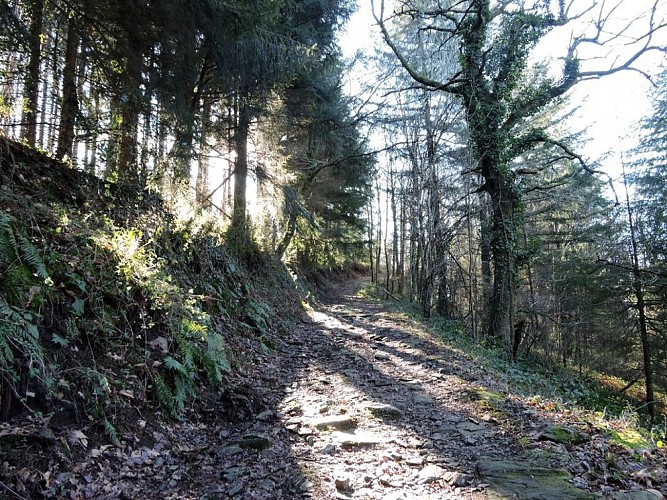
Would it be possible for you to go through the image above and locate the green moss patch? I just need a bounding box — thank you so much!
[477,459,595,499]
[607,428,651,450]
[539,425,590,445]
[472,387,505,412]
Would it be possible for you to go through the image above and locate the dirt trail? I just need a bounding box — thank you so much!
[49,279,644,499]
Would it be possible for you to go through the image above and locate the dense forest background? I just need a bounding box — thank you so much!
[1,0,666,434]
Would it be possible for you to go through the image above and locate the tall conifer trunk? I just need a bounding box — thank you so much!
[57,17,78,161]
[232,90,250,232]
[117,54,142,181]
[624,170,655,420]
[22,0,44,147]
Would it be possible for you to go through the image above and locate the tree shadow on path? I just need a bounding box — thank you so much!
[266,279,599,499]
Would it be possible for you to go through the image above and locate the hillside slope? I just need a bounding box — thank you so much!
[0,138,305,496]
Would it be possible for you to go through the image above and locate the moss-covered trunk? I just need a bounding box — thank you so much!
[488,182,517,351]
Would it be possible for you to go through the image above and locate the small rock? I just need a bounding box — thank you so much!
[413,394,434,405]
[218,445,243,456]
[406,457,424,466]
[372,379,393,387]
[443,471,473,487]
[299,479,313,492]
[457,421,490,441]
[255,410,273,421]
[227,480,245,497]
[258,478,275,490]
[379,474,402,487]
[419,464,444,484]
[312,415,355,430]
[333,431,382,448]
[334,475,351,490]
[611,492,665,500]
[539,425,590,445]
[321,443,337,455]
[223,467,244,482]
[374,353,390,361]
[365,403,402,419]
[237,434,272,450]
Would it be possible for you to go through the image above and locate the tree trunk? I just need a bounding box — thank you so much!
[624,170,655,420]
[196,100,211,205]
[232,90,250,231]
[46,23,62,152]
[276,213,297,259]
[117,51,142,181]
[56,17,79,161]
[22,0,44,147]
[367,204,375,282]
[375,177,382,284]
[487,171,518,354]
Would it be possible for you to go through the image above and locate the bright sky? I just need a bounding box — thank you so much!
[340,0,667,183]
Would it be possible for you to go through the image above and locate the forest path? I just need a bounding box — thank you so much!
[206,278,593,500]
[61,279,614,499]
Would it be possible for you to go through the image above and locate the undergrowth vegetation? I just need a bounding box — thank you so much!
[0,139,302,444]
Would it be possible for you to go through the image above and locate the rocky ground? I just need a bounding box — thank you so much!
[11,280,666,499]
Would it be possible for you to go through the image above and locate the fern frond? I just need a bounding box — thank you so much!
[17,234,48,279]
[0,322,16,366]
[154,375,176,416]
[0,213,19,264]
[104,418,121,446]
[163,356,188,375]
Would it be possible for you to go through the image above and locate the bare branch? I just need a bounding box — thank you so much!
[543,137,620,204]
[370,0,465,94]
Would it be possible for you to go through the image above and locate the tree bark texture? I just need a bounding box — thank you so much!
[232,91,250,232]
[56,17,79,161]
[22,0,44,147]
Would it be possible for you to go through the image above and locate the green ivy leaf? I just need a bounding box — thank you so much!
[72,298,85,316]
[52,332,70,347]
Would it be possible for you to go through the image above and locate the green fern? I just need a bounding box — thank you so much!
[154,316,232,418]
[154,375,177,417]
[199,332,230,388]
[17,234,48,279]
[163,356,188,377]
[0,214,19,265]
[0,213,50,309]
[0,321,17,367]
[0,213,49,280]
[0,301,45,415]
[104,418,121,446]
